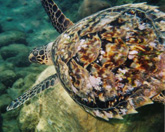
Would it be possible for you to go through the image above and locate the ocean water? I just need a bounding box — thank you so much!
[0,0,164,132]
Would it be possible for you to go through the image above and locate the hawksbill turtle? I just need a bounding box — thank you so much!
[7,0,165,121]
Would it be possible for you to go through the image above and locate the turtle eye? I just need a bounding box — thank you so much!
[39,50,44,55]
[33,50,38,56]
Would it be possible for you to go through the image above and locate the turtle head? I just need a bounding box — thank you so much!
[29,42,53,65]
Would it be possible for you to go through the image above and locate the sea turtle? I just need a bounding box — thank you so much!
[7,0,165,121]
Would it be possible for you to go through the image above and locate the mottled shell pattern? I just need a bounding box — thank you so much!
[52,3,165,120]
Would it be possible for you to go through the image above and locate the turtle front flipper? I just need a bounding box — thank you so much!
[41,0,74,33]
[6,74,59,111]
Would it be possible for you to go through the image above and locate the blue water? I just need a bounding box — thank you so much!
[0,0,164,132]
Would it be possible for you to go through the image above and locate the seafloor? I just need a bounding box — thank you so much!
[0,0,164,132]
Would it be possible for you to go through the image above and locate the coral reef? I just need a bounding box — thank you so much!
[78,0,110,19]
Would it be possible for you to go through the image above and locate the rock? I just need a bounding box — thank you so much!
[19,111,39,132]
[2,119,20,132]
[0,62,14,71]
[7,52,31,67]
[18,66,164,132]
[7,73,41,100]
[159,5,165,12]
[78,0,110,19]
[7,78,24,100]
[0,44,31,67]
[0,83,6,95]
[0,44,28,60]
[0,94,11,113]
[0,24,3,33]
[23,73,40,89]
[2,106,20,132]
[12,78,24,89]
[6,17,13,22]
[2,107,19,121]
[0,70,17,87]
[111,0,136,6]
[0,115,2,132]
[0,54,3,60]
[16,69,33,79]
[0,30,27,48]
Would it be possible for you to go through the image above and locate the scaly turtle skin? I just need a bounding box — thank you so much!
[7,1,165,121]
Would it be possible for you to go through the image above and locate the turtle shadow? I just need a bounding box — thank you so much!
[98,103,164,132]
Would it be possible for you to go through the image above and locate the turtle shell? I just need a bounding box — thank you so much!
[52,3,165,120]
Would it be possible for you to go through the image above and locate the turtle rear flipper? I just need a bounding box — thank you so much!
[41,0,74,33]
[6,74,59,111]
[152,93,165,104]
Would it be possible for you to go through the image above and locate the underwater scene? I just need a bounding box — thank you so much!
[0,0,164,132]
